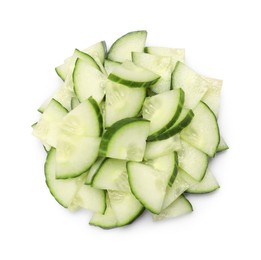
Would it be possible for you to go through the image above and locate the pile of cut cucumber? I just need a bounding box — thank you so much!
[33,30,228,229]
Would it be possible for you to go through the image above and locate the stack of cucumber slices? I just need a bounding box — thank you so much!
[32,30,228,229]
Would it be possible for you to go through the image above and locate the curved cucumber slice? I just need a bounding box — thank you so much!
[186,169,220,194]
[142,89,184,137]
[108,30,147,62]
[56,136,101,179]
[217,136,229,152]
[89,194,118,229]
[181,102,220,157]
[144,134,182,160]
[99,118,150,162]
[45,149,85,208]
[108,190,144,227]
[92,159,130,192]
[178,140,208,181]
[127,162,171,214]
[73,58,106,103]
[132,52,173,93]
[69,184,106,213]
[202,77,222,116]
[108,61,160,88]
[152,194,193,221]
[33,99,68,148]
[83,41,107,65]
[172,62,209,109]
[148,108,194,141]
[105,81,146,127]
[59,97,103,138]
[85,157,105,185]
[104,59,121,75]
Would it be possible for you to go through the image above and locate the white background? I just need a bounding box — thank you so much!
[1,0,260,259]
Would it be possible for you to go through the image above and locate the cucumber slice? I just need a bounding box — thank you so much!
[45,149,85,208]
[142,89,184,137]
[108,30,147,62]
[38,85,74,113]
[104,59,121,75]
[108,190,144,227]
[217,136,229,152]
[172,62,209,109]
[69,184,106,213]
[178,140,208,181]
[55,58,71,81]
[73,58,106,103]
[127,162,172,214]
[99,118,150,162]
[202,77,222,116]
[181,102,220,157]
[89,194,118,229]
[145,152,178,187]
[92,159,130,192]
[83,41,107,65]
[71,97,80,109]
[105,81,146,127]
[152,195,193,221]
[56,136,101,179]
[144,134,182,160]
[148,108,194,141]
[186,169,220,194]
[85,157,105,185]
[144,46,185,63]
[162,169,190,210]
[108,61,160,88]
[33,99,68,147]
[132,52,173,93]
[59,97,103,138]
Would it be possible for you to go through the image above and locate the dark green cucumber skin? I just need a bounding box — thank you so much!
[99,117,149,157]
[87,96,103,137]
[147,88,184,139]
[168,152,178,187]
[108,73,160,88]
[147,110,194,141]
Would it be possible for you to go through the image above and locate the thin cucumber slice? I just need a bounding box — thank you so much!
[69,184,106,213]
[144,46,185,64]
[162,169,190,210]
[152,195,193,221]
[33,99,68,147]
[105,81,146,127]
[31,123,51,152]
[55,58,71,81]
[83,41,107,65]
[45,149,85,208]
[73,58,106,103]
[85,157,105,185]
[172,62,209,109]
[148,108,194,141]
[108,61,160,88]
[99,118,150,162]
[104,59,121,75]
[178,140,208,181]
[71,97,80,109]
[92,159,130,192]
[38,85,74,113]
[132,52,173,93]
[217,136,229,152]
[108,190,144,227]
[186,169,220,194]
[127,162,171,214]
[108,30,147,62]
[142,89,184,137]
[89,194,118,229]
[59,97,103,138]
[201,77,222,116]
[145,152,178,187]
[56,136,101,179]
[144,134,182,160]
[181,102,220,157]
